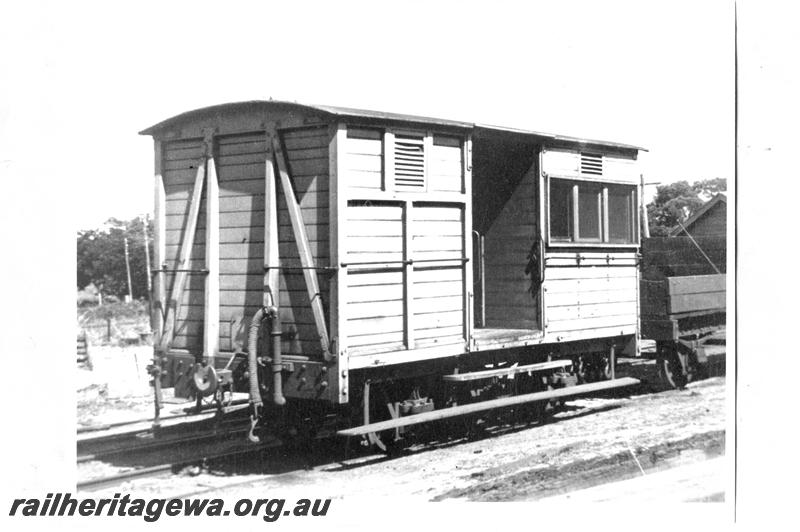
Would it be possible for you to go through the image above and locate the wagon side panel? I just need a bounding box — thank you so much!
[276,127,332,357]
[543,253,639,340]
[162,138,207,352]
[338,125,471,367]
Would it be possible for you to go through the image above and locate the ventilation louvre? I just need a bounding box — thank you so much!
[580,152,603,176]
[394,133,426,190]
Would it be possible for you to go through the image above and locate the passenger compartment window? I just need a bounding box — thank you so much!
[608,185,635,243]
[549,179,573,240]
[548,178,637,245]
[578,184,602,241]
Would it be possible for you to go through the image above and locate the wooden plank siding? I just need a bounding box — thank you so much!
[542,149,640,185]
[340,125,469,358]
[543,252,638,336]
[483,162,540,329]
[412,204,465,348]
[340,128,464,194]
[344,203,405,353]
[162,138,206,351]
[343,202,468,355]
[160,129,331,355]
[640,274,726,316]
[206,132,266,353]
[341,129,384,191]
[429,135,464,193]
[273,128,331,357]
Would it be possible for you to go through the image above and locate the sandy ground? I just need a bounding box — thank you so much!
[539,456,725,503]
[78,346,152,418]
[77,345,199,428]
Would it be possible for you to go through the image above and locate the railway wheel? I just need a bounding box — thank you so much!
[658,342,689,389]
[573,356,587,384]
[602,356,613,381]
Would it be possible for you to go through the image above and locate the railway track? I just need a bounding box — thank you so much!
[77,415,249,463]
[74,393,644,494]
[77,419,250,463]
[78,439,282,491]
[76,355,725,492]
[77,407,271,490]
[76,395,638,491]
[77,399,250,435]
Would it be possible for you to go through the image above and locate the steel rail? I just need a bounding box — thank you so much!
[77,440,282,492]
[77,424,251,463]
[77,401,251,436]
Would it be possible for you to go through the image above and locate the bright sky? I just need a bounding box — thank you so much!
[0,0,734,230]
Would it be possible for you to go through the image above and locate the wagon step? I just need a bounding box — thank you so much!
[337,377,640,437]
[442,359,572,382]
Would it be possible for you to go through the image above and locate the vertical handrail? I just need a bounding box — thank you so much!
[472,230,485,328]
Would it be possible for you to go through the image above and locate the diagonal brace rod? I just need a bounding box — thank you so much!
[272,136,333,362]
[159,157,207,352]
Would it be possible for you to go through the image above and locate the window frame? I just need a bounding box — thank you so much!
[607,183,638,244]
[546,176,639,247]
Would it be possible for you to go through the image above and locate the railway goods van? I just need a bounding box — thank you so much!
[640,236,727,388]
[141,101,645,446]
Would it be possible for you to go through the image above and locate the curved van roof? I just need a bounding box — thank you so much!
[140,100,646,152]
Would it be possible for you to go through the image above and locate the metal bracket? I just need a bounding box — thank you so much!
[152,268,209,275]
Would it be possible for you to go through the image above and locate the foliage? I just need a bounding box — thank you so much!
[691,178,727,198]
[646,179,726,236]
[77,216,153,299]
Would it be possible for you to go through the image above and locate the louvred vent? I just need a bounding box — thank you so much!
[580,152,603,176]
[394,133,426,190]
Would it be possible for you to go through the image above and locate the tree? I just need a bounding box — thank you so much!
[77,216,153,299]
[646,178,727,236]
[692,178,727,199]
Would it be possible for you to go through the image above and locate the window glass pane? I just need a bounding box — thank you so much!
[578,185,601,240]
[609,186,634,242]
[549,180,572,240]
